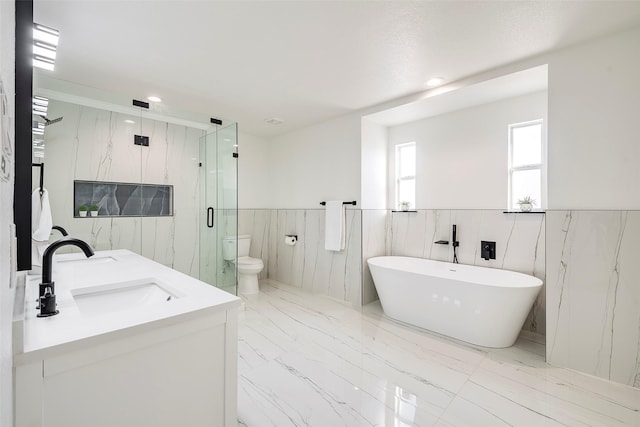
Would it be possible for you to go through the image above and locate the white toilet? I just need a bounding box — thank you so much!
[223,235,263,295]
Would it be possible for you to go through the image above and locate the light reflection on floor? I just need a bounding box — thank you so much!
[237,281,640,427]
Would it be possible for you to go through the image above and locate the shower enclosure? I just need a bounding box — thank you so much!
[32,94,238,294]
[199,122,238,295]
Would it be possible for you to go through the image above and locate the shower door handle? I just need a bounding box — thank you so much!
[207,207,215,228]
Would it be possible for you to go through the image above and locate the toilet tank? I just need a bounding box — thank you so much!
[223,235,251,260]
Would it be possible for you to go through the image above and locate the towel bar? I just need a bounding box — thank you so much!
[320,201,357,206]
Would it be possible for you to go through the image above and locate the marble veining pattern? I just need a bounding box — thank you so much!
[546,210,640,389]
[240,209,362,306]
[386,209,546,335]
[238,282,640,426]
[361,210,388,305]
[43,100,201,278]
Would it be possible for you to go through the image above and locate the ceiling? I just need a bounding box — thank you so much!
[365,65,547,127]
[34,1,640,137]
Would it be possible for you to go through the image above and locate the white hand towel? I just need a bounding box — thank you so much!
[31,241,48,270]
[324,201,345,251]
[32,188,53,242]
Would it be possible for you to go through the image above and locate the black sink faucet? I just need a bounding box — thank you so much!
[38,237,94,317]
[51,225,69,236]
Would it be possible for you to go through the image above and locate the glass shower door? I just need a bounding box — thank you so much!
[199,123,238,294]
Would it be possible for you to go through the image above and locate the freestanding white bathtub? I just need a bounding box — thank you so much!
[367,256,542,348]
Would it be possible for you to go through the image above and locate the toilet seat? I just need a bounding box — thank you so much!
[237,256,263,275]
[237,256,263,272]
[238,256,263,267]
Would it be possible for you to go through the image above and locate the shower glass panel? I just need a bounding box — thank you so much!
[199,123,238,294]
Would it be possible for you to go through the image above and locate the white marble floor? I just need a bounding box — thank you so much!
[237,281,640,427]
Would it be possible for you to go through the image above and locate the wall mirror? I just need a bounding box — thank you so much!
[30,75,239,293]
[363,65,548,211]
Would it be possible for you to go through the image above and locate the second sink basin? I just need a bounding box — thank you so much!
[71,278,180,316]
[58,256,117,266]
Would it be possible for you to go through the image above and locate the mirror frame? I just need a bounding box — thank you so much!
[15,0,33,270]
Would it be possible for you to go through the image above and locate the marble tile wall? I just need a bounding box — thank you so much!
[383,210,546,335]
[362,210,388,305]
[239,208,362,306]
[43,100,202,278]
[73,181,173,216]
[546,210,640,389]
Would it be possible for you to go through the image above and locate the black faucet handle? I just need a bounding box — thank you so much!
[37,286,59,317]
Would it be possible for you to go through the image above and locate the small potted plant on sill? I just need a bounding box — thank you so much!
[400,201,411,211]
[517,196,536,212]
[89,204,100,217]
[78,204,88,217]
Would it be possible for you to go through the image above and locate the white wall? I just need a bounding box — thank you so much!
[267,113,361,209]
[547,26,640,209]
[0,2,15,425]
[360,119,387,209]
[388,91,547,209]
[237,131,270,209]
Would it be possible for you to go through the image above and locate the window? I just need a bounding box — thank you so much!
[395,142,416,209]
[508,120,544,210]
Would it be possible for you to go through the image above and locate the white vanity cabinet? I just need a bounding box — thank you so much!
[14,250,240,427]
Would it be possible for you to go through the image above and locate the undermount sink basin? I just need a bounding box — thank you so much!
[58,256,117,266]
[71,278,179,316]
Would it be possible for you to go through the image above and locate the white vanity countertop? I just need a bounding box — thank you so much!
[15,249,241,364]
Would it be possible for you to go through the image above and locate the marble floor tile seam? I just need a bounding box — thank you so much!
[241,314,466,411]
[239,362,391,427]
[475,359,640,417]
[253,311,367,358]
[436,381,569,427]
[246,287,484,393]
[239,354,448,427]
[466,367,638,426]
[238,283,640,427]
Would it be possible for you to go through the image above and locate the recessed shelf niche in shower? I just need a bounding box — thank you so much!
[73,180,173,218]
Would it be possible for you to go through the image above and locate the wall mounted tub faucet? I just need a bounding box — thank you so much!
[38,237,94,317]
[452,224,459,264]
[481,241,496,260]
[433,225,459,264]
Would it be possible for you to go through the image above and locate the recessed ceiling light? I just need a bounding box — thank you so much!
[32,96,48,115]
[264,117,284,125]
[33,42,56,60]
[124,119,135,124]
[33,24,59,47]
[147,96,162,103]
[33,55,55,71]
[425,77,445,87]
[33,24,59,71]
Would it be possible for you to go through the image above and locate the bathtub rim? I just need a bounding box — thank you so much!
[367,255,543,289]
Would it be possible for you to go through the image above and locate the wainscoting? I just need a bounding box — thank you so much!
[239,208,361,306]
[546,210,640,388]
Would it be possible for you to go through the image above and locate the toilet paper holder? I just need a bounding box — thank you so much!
[284,234,298,245]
